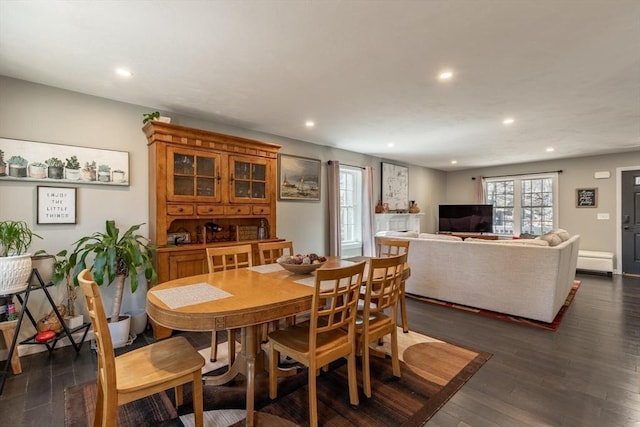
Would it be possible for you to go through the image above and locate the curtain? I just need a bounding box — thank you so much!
[474,176,485,203]
[362,166,376,256]
[327,160,341,257]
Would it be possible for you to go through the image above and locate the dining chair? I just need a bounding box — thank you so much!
[355,253,406,398]
[376,237,411,332]
[77,269,205,427]
[205,244,253,365]
[268,261,366,427]
[256,240,296,337]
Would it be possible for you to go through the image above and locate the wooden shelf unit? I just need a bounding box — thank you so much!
[143,121,282,284]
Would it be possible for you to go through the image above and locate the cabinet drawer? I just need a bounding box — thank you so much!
[252,205,271,215]
[167,204,194,216]
[224,206,251,215]
[197,205,224,216]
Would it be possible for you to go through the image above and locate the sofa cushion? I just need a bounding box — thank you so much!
[465,237,550,246]
[539,229,570,246]
[418,233,463,241]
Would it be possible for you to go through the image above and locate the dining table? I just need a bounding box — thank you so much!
[146,256,358,426]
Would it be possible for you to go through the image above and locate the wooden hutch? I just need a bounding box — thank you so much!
[143,122,282,337]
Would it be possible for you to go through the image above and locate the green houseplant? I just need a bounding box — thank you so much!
[142,111,160,124]
[45,157,64,179]
[0,220,42,294]
[72,220,157,324]
[64,155,81,180]
[8,155,28,178]
[0,149,6,176]
[97,164,111,182]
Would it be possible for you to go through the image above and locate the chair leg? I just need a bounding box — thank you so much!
[269,344,279,399]
[192,373,204,427]
[103,389,118,427]
[94,380,105,427]
[400,281,409,333]
[174,384,184,407]
[347,350,360,407]
[308,362,318,427]
[362,340,372,398]
[210,330,218,362]
[391,327,401,378]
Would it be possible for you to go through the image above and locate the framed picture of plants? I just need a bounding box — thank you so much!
[37,186,77,224]
[0,137,129,186]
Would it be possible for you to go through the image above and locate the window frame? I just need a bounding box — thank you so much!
[339,165,363,251]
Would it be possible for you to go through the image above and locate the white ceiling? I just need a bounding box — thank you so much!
[1,1,639,171]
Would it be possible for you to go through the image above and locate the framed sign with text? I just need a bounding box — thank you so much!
[576,188,597,208]
[37,186,77,224]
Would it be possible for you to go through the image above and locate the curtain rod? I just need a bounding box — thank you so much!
[471,170,562,180]
[328,160,366,170]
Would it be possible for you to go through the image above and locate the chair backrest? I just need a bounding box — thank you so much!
[206,244,253,273]
[257,240,294,265]
[376,238,410,258]
[309,261,366,350]
[363,253,407,317]
[77,269,116,398]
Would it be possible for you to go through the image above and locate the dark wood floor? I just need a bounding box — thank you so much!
[1,272,638,426]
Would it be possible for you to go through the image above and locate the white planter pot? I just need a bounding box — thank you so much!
[31,254,55,285]
[107,315,131,348]
[0,253,32,295]
[128,309,148,335]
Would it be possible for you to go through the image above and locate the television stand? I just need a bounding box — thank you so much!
[450,233,499,241]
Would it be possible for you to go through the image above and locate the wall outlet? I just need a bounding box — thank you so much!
[597,213,610,220]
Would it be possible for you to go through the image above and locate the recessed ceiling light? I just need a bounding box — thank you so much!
[115,68,133,78]
[451,160,457,165]
[387,142,395,148]
[305,121,315,128]
[546,147,555,152]
[438,71,453,80]
[503,118,515,125]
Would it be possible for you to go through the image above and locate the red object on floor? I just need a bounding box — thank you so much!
[35,330,56,343]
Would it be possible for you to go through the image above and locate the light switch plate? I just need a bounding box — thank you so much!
[597,213,609,220]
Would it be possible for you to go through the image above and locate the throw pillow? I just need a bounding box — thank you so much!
[539,231,563,246]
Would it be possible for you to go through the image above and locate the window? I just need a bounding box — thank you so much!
[485,173,558,235]
[339,166,363,255]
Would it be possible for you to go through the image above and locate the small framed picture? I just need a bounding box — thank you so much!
[278,154,321,201]
[576,188,597,208]
[37,186,77,224]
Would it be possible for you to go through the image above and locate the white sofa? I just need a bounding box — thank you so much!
[376,231,580,323]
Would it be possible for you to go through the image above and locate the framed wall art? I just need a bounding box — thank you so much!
[0,137,129,186]
[381,162,409,212]
[37,186,77,224]
[278,154,321,201]
[576,188,597,208]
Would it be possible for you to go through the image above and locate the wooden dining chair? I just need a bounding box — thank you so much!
[268,261,366,427]
[256,240,296,337]
[77,269,205,427]
[256,240,294,265]
[355,253,406,398]
[205,244,253,365]
[376,237,411,333]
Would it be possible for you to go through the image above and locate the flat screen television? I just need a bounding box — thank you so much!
[438,204,494,233]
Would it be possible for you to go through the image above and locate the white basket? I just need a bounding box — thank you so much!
[0,253,32,296]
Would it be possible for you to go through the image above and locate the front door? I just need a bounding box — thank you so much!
[622,169,640,274]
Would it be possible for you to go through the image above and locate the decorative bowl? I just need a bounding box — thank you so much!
[278,260,327,275]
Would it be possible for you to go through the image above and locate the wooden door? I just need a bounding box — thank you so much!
[622,169,640,274]
[168,251,208,280]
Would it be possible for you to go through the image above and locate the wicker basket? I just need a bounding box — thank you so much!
[0,253,32,296]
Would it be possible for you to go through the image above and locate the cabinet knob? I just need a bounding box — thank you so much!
[178,208,183,212]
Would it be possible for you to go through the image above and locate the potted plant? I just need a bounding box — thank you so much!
[45,157,64,179]
[71,220,157,347]
[112,169,126,183]
[28,161,47,179]
[0,220,42,295]
[97,164,111,182]
[8,155,28,178]
[80,161,96,181]
[142,111,160,124]
[0,149,6,176]
[64,155,81,180]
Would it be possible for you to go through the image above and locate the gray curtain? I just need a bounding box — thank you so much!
[362,166,376,256]
[327,160,341,256]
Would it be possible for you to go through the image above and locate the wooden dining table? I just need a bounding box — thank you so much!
[146,256,356,426]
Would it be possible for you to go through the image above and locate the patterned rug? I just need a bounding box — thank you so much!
[408,280,581,331]
[65,328,491,426]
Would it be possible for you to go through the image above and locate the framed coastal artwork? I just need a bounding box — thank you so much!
[381,162,409,212]
[0,137,129,186]
[278,154,321,201]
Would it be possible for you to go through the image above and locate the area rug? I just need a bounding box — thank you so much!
[65,328,491,426]
[408,280,581,331]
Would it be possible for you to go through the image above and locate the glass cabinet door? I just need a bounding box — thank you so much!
[167,147,221,202]
[229,155,268,203]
